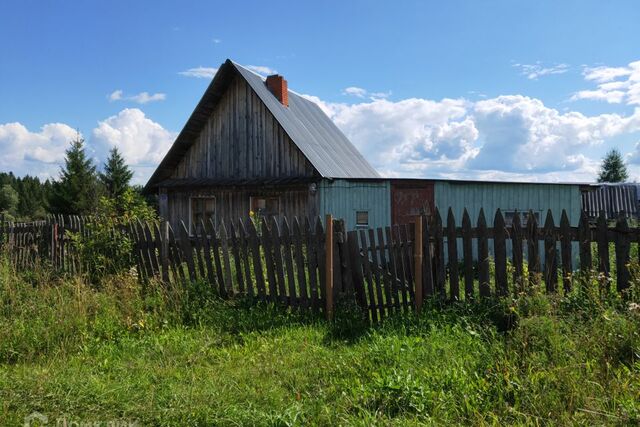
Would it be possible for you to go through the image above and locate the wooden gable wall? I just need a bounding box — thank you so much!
[171,75,317,180]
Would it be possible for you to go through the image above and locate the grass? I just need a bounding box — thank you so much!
[0,258,639,426]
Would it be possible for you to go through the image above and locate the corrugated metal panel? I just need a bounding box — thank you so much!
[318,180,391,230]
[581,184,639,219]
[233,62,381,179]
[435,181,582,226]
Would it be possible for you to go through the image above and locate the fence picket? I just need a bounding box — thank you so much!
[596,211,610,280]
[512,211,524,292]
[447,208,460,300]
[560,210,572,293]
[247,218,266,300]
[477,209,490,297]
[229,221,245,294]
[433,208,446,299]
[270,217,287,304]
[305,218,319,312]
[615,214,630,293]
[360,229,379,323]
[494,209,508,296]
[527,211,540,286]
[219,221,234,296]
[578,210,592,275]
[385,226,400,313]
[209,218,227,298]
[281,218,298,307]
[462,209,474,299]
[543,210,557,293]
[293,218,309,308]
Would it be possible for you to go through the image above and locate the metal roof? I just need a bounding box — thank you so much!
[145,59,379,192]
[233,61,380,179]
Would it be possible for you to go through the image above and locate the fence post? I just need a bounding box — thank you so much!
[161,220,170,283]
[414,215,424,312]
[325,214,334,321]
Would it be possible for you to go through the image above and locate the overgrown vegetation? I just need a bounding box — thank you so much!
[0,256,638,425]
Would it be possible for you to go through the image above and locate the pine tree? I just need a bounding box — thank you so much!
[598,149,629,183]
[99,147,133,199]
[0,184,18,216]
[49,136,98,215]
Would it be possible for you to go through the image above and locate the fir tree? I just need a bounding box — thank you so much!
[99,147,133,199]
[49,136,98,215]
[0,184,18,216]
[597,149,629,183]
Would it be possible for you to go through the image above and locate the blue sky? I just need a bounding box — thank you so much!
[2,0,640,183]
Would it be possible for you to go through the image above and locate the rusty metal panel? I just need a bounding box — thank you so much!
[391,180,435,225]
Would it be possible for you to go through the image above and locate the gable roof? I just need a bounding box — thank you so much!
[145,59,380,191]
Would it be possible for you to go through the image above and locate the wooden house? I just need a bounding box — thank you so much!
[144,59,382,232]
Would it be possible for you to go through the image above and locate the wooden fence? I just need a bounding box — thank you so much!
[1,208,638,323]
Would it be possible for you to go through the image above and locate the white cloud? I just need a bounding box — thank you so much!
[513,62,569,80]
[245,65,277,76]
[179,67,219,79]
[212,38,222,44]
[0,122,79,178]
[343,86,391,100]
[108,89,166,104]
[572,60,640,105]
[303,92,640,181]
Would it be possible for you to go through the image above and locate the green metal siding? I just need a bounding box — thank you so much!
[318,179,391,230]
[435,181,582,226]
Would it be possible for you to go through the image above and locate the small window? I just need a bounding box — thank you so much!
[250,196,280,219]
[191,197,215,233]
[356,211,369,228]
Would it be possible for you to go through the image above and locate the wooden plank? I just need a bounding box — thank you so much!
[261,217,278,301]
[199,219,216,287]
[219,221,234,296]
[527,210,540,287]
[315,218,326,309]
[229,221,246,294]
[462,209,474,300]
[238,219,254,297]
[325,214,334,321]
[359,229,379,323]
[209,218,227,297]
[247,218,266,300]
[305,217,320,312]
[377,227,394,316]
[596,210,610,279]
[179,221,197,283]
[494,209,508,296]
[348,230,367,311]
[477,209,490,298]
[293,218,309,308]
[433,208,446,299]
[401,224,415,307]
[578,210,592,275]
[543,210,558,293]
[560,210,572,293]
[422,215,435,298]
[615,214,630,293]
[446,208,460,300]
[385,226,400,313]
[281,218,298,306]
[414,216,423,312]
[167,224,185,285]
[368,228,386,319]
[511,211,524,293]
[270,217,288,304]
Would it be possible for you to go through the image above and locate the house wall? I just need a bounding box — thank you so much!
[171,75,316,180]
[390,180,435,225]
[435,181,582,226]
[318,179,391,230]
[434,180,582,266]
[165,185,316,232]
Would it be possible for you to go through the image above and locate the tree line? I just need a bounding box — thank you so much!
[0,136,152,221]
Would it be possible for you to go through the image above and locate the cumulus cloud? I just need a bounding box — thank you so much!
[303,92,640,181]
[108,89,166,104]
[0,122,79,178]
[572,60,640,105]
[512,62,569,80]
[179,67,219,79]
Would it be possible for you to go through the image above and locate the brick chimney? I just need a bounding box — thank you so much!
[266,74,289,107]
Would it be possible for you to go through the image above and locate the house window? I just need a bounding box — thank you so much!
[190,197,215,233]
[356,211,369,228]
[503,210,540,227]
[250,196,280,219]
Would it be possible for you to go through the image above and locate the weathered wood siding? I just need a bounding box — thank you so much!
[171,76,317,180]
[166,186,317,231]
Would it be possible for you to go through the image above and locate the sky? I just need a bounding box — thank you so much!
[2,0,640,184]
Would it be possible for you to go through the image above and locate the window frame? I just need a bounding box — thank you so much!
[189,196,216,235]
[355,210,369,228]
[249,195,281,220]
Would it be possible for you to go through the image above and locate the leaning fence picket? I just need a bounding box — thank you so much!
[615,214,630,293]
[446,208,460,301]
[543,210,557,293]
[560,210,572,293]
[477,209,490,297]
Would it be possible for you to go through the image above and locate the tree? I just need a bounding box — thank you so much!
[49,136,99,215]
[0,184,18,216]
[598,149,629,183]
[99,147,133,199]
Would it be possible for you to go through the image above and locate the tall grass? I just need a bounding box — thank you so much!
[0,255,639,425]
